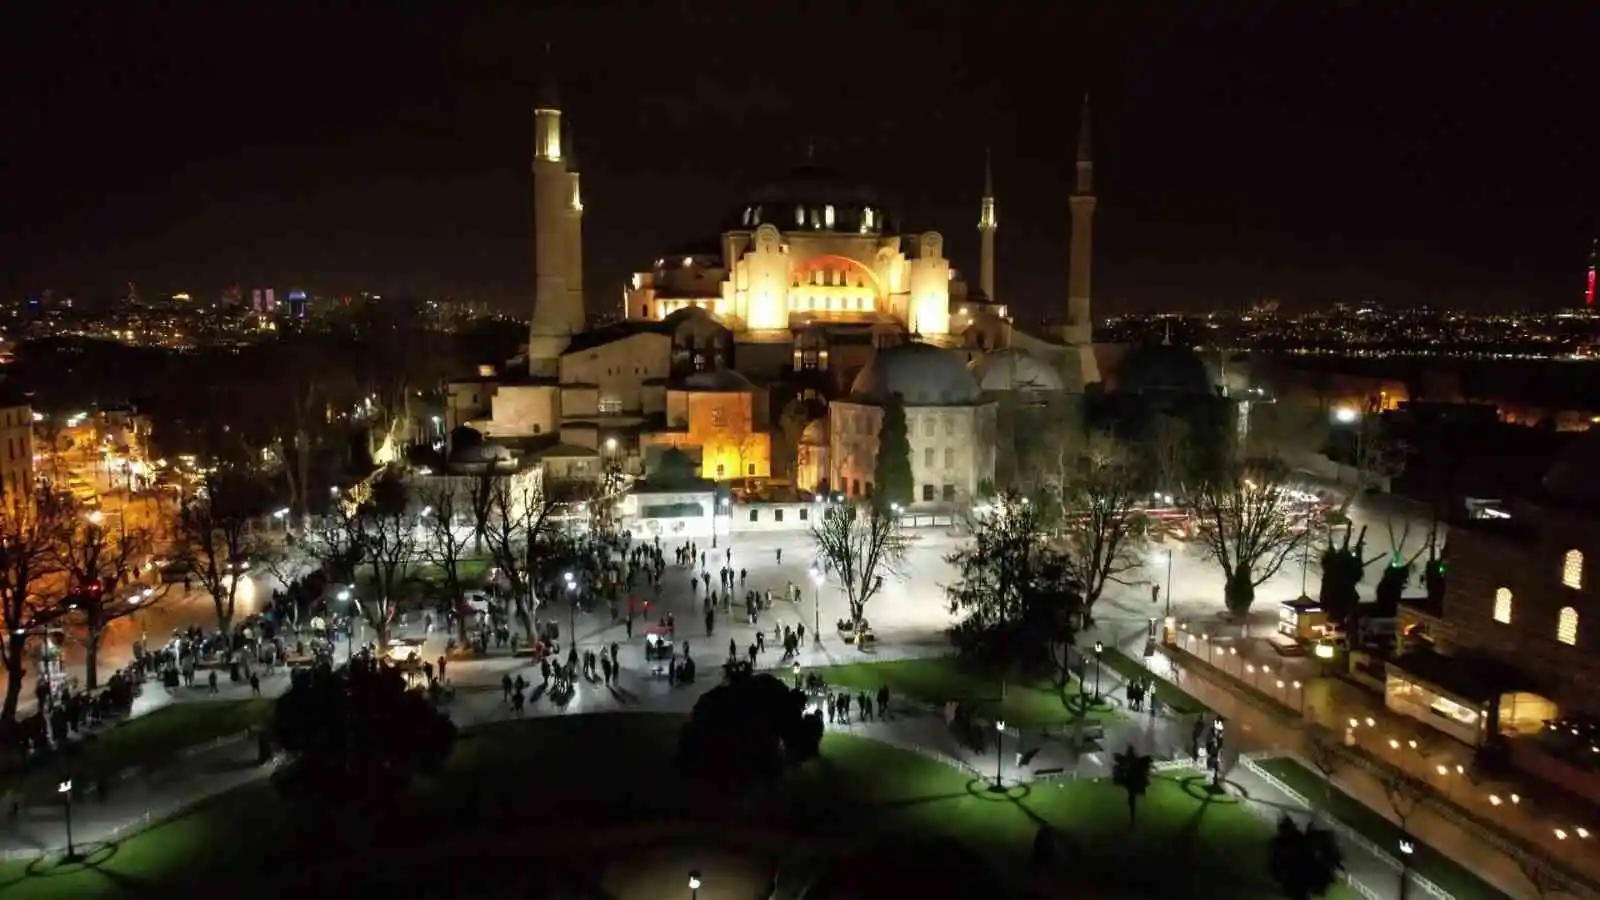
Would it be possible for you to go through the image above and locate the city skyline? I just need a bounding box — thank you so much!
[0,3,1595,316]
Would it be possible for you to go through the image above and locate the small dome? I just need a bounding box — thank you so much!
[1116,343,1214,395]
[969,349,1063,393]
[679,367,754,392]
[850,342,982,406]
[1544,430,1600,505]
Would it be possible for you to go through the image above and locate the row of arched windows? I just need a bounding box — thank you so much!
[1493,587,1580,646]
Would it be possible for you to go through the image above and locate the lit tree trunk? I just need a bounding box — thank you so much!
[1224,564,1255,617]
[84,622,104,691]
[1,633,25,724]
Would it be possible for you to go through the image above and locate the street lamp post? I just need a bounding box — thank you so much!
[59,779,79,862]
[991,719,1007,791]
[809,567,824,644]
[1164,548,1173,618]
[1397,837,1415,900]
[688,869,702,900]
[1092,640,1104,702]
[564,572,577,646]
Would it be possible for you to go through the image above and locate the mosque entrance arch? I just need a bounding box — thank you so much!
[790,254,882,317]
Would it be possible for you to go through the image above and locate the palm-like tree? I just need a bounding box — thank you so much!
[1111,745,1153,824]
[1269,815,1344,900]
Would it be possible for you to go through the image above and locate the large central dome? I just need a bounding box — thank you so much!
[727,163,899,234]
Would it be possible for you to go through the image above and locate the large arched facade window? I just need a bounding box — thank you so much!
[1563,549,1584,589]
[1493,588,1513,624]
[1558,607,1580,646]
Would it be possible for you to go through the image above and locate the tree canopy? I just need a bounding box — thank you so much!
[677,671,823,783]
[872,394,914,509]
[274,660,456,803]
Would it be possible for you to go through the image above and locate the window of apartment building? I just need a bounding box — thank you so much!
[1559,607,1580,646]
[942,484,955,502]
[923,447,934,468]
[798,508,808,521]
[923,418,935,437]
[944,448,954,469]
[1493,588,1513,624]
[711,407,726,427]
[750,509,758,522]
[747,463,756,476]
[1563,550,1584,589]
[922,484,934,501]
[774,509,784,523]
[944,416,954,437]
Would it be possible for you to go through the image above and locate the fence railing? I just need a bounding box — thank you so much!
[1239,756,1452,900]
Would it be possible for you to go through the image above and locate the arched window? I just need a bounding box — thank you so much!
[1493,588,1513,624]
[1563,549,1584,589]
[1558,607,1580,646]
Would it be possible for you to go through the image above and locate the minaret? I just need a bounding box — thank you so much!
[1065,95,1096,346]
[528,58,582,376]
[977,148,997,301]
[562,125,585,327]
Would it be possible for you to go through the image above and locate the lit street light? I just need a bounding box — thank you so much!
[1092,640,1104,702]
[809,566,824,644]
[991,719,1007,791]
[688,869,702,900]
[59,779,80,862]
[1398,836,1415,900]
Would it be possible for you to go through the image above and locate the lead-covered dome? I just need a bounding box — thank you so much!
[678,367,754,392]
[1115,343,1215,395]
[727,163,898,234]
[1544,430,1600,505]
[851,342,982,406]
[969,349,1063,393]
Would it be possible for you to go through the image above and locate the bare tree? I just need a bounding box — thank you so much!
[0,498,69,723]
[809,501,907,638]
[418,480,475,644]
[1303,727,1345,823]
[1515,852,1570,899]
[468,472,496,555]
[482,477,560,641]
[1147,414,1191,495]
[174,467,274,644]
[347,469,418,649]
[1375,767,1429,899]
[1183,460,1311,618]
[61,509,169,690]
[1045,434,1147,616]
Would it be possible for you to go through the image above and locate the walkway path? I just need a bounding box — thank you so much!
[1087,615,1561,900]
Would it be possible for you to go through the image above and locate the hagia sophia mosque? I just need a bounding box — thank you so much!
[445,76,1243,508]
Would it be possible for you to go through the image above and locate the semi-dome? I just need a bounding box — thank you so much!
[969,349,1063,393]
[801,418,828,445]
[850,342,982,406]
[678,367,755,392]
[1544,430,1600,505]
[1115,343,1214,395]
[728,163,897,234]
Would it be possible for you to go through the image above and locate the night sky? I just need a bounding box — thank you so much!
[1,3,1595,318]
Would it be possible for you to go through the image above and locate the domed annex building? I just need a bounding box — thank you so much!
[830,342,997,505]
[446,73,1131,509]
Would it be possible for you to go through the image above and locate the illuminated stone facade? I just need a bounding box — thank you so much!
[0,399,33,509]
[643,369,772,481]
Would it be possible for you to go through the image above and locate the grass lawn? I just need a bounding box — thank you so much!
[1257,757,1509,900]
[808,657,1107,727]
[4,700,272,802]
[1099,646,1209,716]
[1,714,1349,900]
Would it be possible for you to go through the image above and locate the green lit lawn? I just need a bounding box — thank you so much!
[1,714,1349,900]
[1257,757,1509,900]
[4,700,272,802]
[808,656,1107,727]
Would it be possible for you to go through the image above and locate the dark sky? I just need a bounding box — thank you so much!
[1,2,1595,318]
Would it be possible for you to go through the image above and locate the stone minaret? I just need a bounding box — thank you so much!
[562,125,585,329]
[1065,95,1095,346]
[977,148,997,301]
[528,65,583,376]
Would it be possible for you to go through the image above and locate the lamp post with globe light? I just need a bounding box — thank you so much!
[689,869,702,900]
[990,719,1007,791]
[59,779,80,862]
[1092,640,1104,702]
[564,572,577,645]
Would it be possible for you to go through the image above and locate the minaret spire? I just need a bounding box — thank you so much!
[977,148,997,301]
[529,43,583,375]
[1064,92,1099,382]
